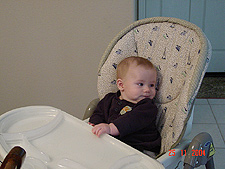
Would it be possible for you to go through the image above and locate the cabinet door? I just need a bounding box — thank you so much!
[137,0,225,72]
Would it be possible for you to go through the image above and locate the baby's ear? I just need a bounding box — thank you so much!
[116,79,124,91]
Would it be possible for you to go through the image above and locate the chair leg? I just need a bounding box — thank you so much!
[183,163,194,169]
[205,157,215,169]
[183,132,215,169]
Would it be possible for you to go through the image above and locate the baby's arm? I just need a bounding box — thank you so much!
[92,123,119,137]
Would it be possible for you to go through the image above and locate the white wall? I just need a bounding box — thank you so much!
[0,0,134,119]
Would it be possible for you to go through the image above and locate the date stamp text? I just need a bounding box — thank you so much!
[168,149,206,156]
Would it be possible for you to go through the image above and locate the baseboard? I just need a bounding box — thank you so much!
[205,72,225,77]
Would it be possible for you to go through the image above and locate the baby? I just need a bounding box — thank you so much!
[89,56,161,153]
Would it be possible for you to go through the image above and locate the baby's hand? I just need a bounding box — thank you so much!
[92,123,110,137]
[92,123,119,137]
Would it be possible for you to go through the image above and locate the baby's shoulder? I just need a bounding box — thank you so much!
[101,92,117,102]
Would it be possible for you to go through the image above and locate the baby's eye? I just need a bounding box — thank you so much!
[138,83,144,86]
[150,84,155,87]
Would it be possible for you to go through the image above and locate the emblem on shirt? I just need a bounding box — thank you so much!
[120,106,132,115]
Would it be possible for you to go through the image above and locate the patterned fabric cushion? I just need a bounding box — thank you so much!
[97,17,211,154]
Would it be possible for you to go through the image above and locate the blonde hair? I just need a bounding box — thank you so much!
[117,56,155,79]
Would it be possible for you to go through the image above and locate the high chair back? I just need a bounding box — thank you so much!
[97,17,211,154]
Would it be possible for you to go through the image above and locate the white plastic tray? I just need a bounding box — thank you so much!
[0,106,164,169]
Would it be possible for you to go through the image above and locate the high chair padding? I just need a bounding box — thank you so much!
[97,17,211,154]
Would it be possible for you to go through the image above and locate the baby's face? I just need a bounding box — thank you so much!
[118,64,157,104]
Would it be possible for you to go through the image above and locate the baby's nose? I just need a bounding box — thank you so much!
[144,86,150,93]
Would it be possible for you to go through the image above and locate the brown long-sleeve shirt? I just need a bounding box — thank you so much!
[89,91,161,153]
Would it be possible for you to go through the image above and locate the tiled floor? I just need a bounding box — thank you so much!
[187,99,225,169]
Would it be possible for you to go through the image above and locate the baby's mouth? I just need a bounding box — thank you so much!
[142,95,150,98]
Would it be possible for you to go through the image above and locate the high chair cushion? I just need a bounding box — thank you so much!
[97,17,211,154]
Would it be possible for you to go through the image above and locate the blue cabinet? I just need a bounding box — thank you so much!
[137,0,225,72]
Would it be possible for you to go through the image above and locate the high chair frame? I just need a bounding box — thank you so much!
[0,17,215,169]
[84,17,215,169]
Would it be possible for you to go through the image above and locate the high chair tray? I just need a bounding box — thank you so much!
[0,106,164,169]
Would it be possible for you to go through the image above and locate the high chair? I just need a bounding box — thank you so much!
[0,17,215,169]
[83,17,215,169]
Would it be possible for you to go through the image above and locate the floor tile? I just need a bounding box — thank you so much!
[208,99,225,105]
[210,105,225,124]
[187,124,225,148]
[193,105,216,124]
[188,99,224,169]
[195,99,209,105]
[218,124,225,141]
[213,148,225,169]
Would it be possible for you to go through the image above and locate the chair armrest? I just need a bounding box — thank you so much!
[82,98,100,120]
